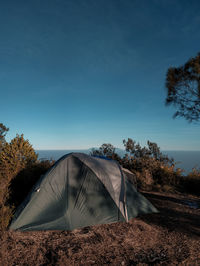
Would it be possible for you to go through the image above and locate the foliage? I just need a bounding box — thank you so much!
[121,138,183,191]
[122,138,174,170]
[0,134,38,175]
[0,160,53,230]
[181,168,200,196]
[0,123,9,151]
[90,139,179,192]
[0,127,199,230]
[8,160,54,208]
[165,52,200,122]
[90,143,116,157]
[0,204,13,231]
[90,143,121,161]
[123,138,150,159]
[0,166,14,230]
[151,164,182,187]
[0,132,39,229]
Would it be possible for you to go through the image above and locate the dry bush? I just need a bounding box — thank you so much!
[151,164,182,187]
[133,169,154,191]
[0,169,14,230]
[129,161,183,193]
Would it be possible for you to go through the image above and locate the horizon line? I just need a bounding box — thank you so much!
[34,148,200,152]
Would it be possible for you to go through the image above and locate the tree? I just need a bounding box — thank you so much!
[122,138,173,166]
[90,143,120,160]
[0,134,38,174]
[0,123,9,151]
[123,138,135,154]
[165,53,200,122]
[147,141,173,165]
[0,133,38,229]
[123,138,150,158]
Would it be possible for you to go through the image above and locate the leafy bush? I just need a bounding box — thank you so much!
[122,138,174,166]
[151,164,182,187]
[0,134,38,175]
[8,160,54,208]
[0,133,40,229]
[0,123,9,151]
[0,160,53,230]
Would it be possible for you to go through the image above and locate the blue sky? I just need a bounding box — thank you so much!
[1,0,200,150]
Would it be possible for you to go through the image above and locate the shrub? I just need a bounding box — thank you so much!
[151,164,182,187]
[133,169,154,191]
[0,123,9,152]
[0,165,14,229]
[0,134,38,175]
[0,134,39,230]
[92,139,179,192]
[181,169,200,196]
[0,160,54,230]
[0,204,13,231]
[8,160,54,208]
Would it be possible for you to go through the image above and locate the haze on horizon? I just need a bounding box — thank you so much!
[1,0,200,151]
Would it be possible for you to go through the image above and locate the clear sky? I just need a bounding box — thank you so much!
[1,0,200,150]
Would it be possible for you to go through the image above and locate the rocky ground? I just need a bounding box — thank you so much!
[0,191,200,265]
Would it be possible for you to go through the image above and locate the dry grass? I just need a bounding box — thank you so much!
[0,191,200,265]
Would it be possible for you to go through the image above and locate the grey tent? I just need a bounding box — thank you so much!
[10,153,157,231]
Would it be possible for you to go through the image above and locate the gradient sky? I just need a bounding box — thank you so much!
[1,0,200,150]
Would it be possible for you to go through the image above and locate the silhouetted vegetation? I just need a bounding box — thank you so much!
[8,160,54,208]
[181,169,200,195]
[165,52,200,122]
[0,124,199,230]
[90,143,121,161]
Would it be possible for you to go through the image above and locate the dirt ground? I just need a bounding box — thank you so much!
[0,191,200,265]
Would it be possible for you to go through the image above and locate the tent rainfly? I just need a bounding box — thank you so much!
[10,153,158,231]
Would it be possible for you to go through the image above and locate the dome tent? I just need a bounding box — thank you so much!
[10,153,157,231]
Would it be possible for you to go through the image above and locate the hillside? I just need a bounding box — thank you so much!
[0,191,199,265]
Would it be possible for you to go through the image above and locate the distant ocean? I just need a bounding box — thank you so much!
[35,149,200,175]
